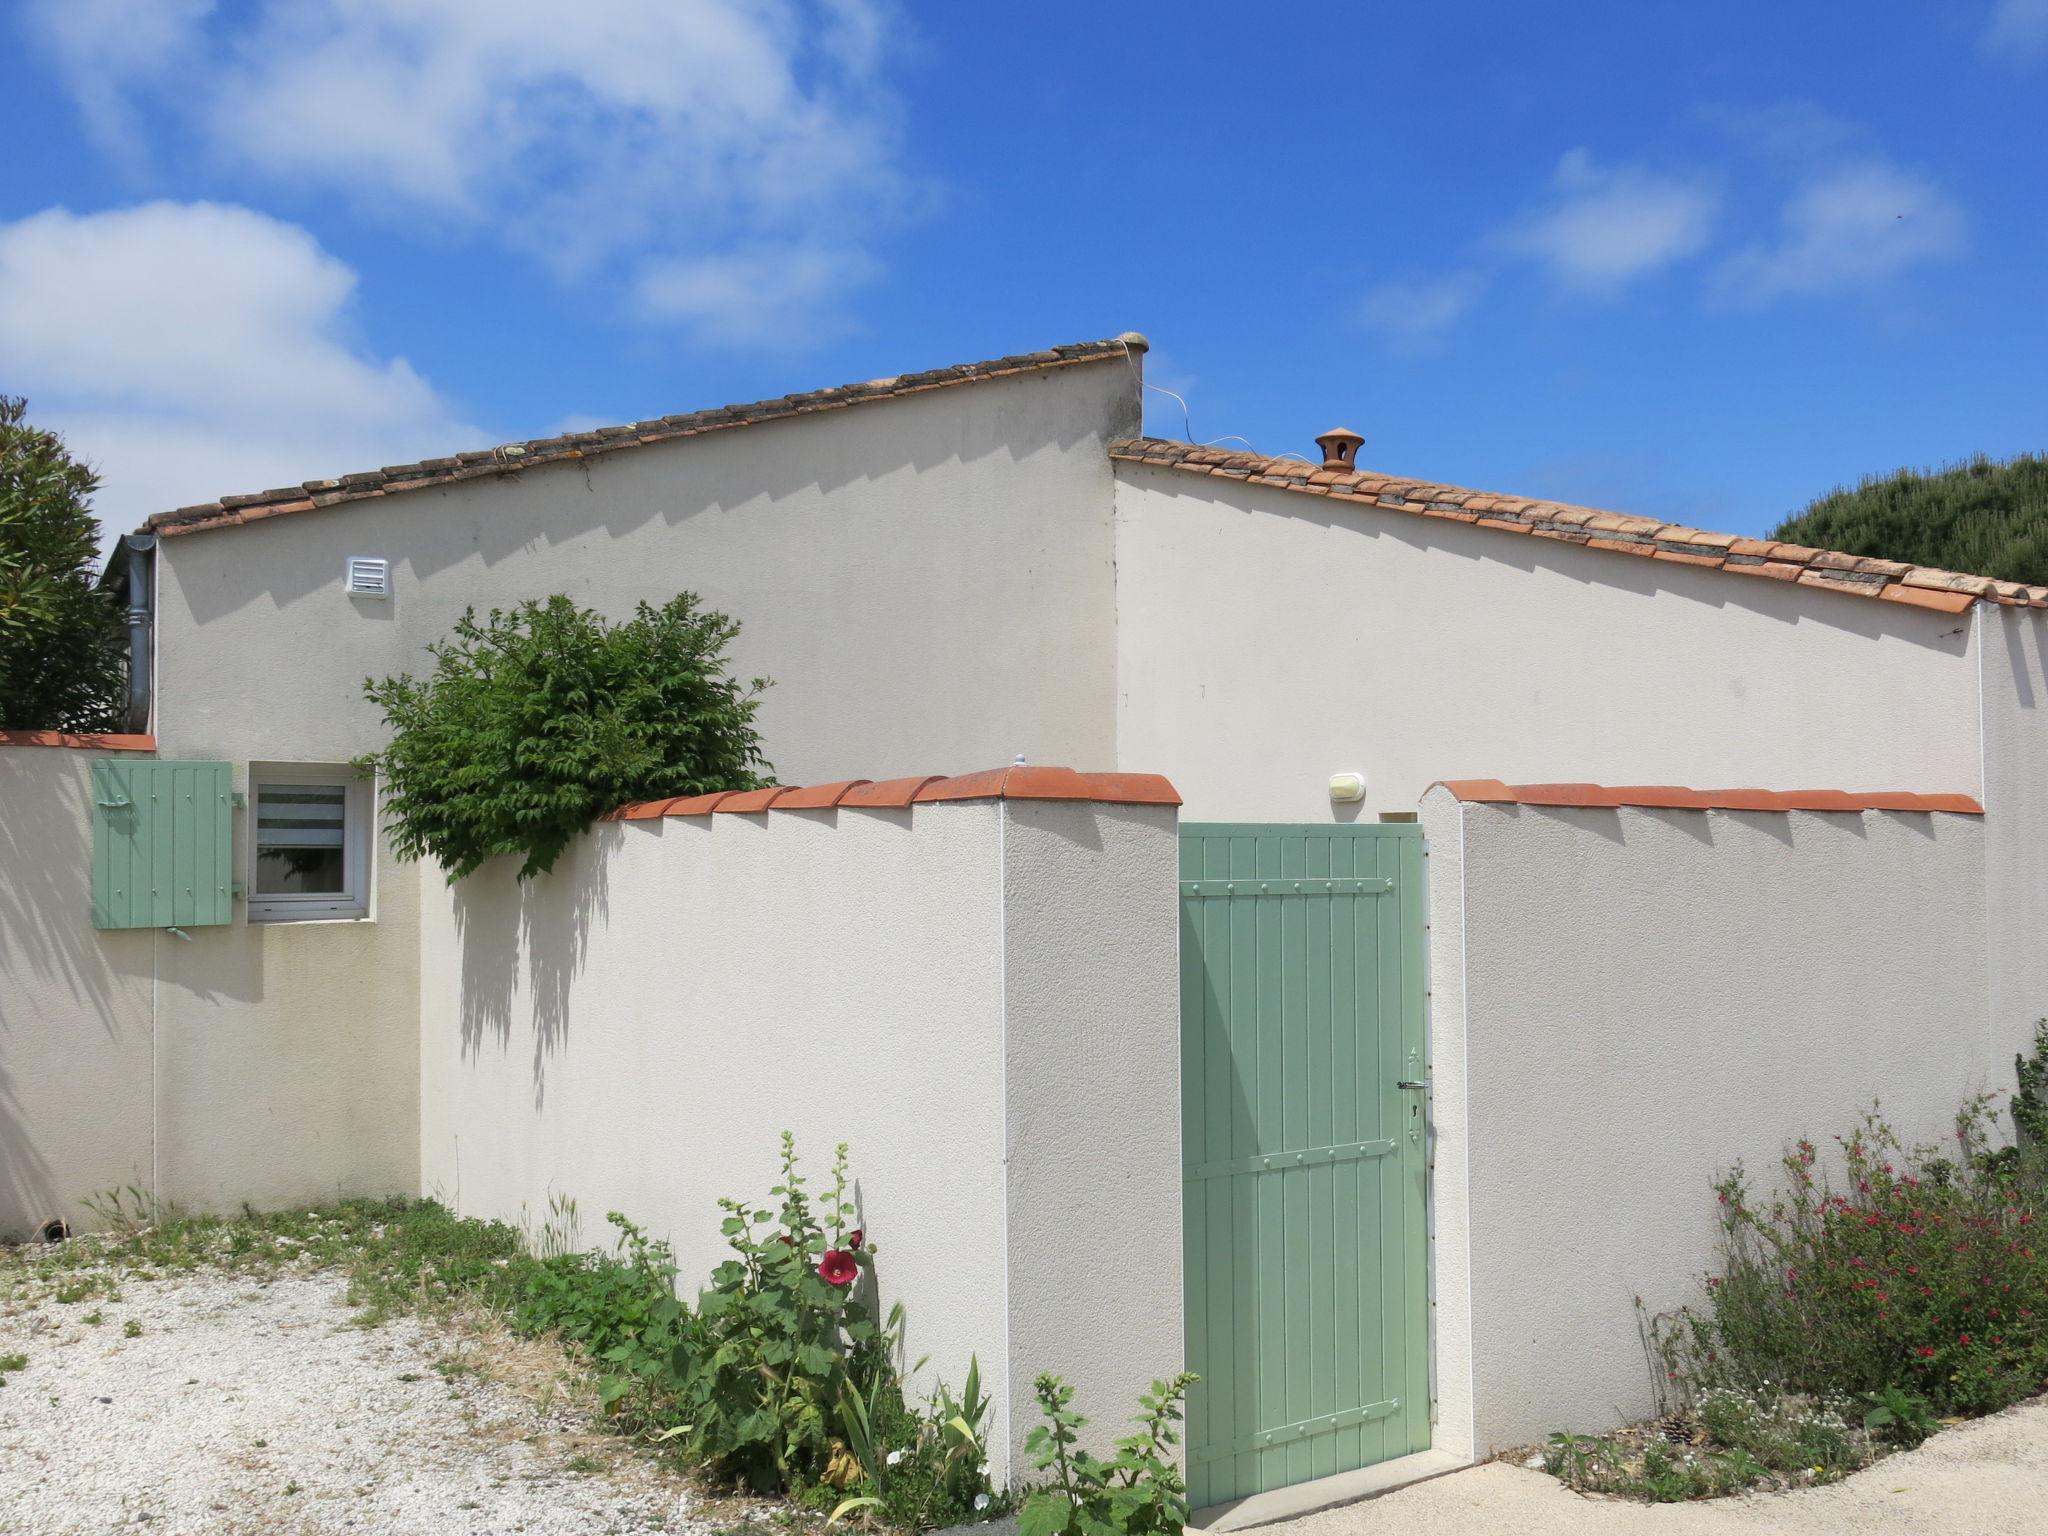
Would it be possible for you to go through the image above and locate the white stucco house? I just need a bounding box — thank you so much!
[5,333,2044,1521]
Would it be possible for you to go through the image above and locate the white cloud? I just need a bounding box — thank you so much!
[22,0,911,346]
[19,0,211,168]
[1354,272,1489,351]
[635,243,879,348]
[1985,0,2048,61]
[1714,161,1966,303]
[1498,150,1721,291]
[0,202,486,536]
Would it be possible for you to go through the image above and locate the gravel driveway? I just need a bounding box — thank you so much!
[1268,1395,2048,1536]
[1,1267,719,1535]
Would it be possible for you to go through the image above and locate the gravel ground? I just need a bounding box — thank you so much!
[1270,1394,2048,1536]
[0,1267,725,1536]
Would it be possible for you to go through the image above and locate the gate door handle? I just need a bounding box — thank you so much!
[1396,1080,1428,1091]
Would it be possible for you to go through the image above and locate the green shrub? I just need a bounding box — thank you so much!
[1018,1372,1196,1536]
[0,397,127,732]
[363,592,771,880]
[1769,451,2048,587]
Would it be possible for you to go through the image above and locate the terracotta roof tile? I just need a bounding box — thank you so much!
[148,338,1143,538]
[1430,780,1984,815]
[609,765,1181,821]
[1111,437,2046,611]
[0,730,156,752]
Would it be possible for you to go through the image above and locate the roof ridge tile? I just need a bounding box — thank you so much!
[1109,437,2045,610]
[1427,779,1984,815]
[149,337,1140,537]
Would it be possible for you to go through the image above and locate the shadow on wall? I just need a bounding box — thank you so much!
[451,822,617,1108]
[174,362,1133,623]
[0,758,131,1027]
[0,1057,57,1239]
[1200,476,1978,658]
[0,754,154,1231]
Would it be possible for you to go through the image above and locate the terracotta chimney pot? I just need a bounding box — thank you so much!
[1315,428,1364,472]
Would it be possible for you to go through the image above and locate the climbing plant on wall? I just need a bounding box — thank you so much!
[363,593,772,880]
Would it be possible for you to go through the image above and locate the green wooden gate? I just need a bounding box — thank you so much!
[1179,824,1430,1509]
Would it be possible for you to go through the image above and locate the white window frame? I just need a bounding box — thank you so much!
[247,763,374,923]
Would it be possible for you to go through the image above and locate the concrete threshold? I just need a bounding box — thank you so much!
[1189,1448,1473,1531]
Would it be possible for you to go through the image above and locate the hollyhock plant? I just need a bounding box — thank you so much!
[667,1133,887,1492]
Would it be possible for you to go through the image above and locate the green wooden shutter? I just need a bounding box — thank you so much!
[91,760,234,930]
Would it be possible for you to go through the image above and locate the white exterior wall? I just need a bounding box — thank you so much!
[1000,800,1184,1458]
[1421,788,2008,1455]
[0,743,155,1238]
[417,796,1180,1480]
[144,358,1137,1211]
[1978,604,2048,1040]
[1112,467,1982,822]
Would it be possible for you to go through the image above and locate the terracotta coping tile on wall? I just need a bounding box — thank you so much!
[1110,437,2048,613]
[1429,779,1984,815]
[839,776,948,808]
[0,730,156,752]
[914,765,1184,806]
[713,786,789,813]
[772,780,871,809]
[606,766,1183,822]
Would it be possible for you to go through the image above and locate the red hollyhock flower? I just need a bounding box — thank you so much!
[846,1229,864,1251]
[819,1250,858,1287]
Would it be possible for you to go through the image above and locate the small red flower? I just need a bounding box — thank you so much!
[1916,1346,1937,1358]
[818,1249,858,1287]
[846,1228,864,1251]
[1959,1333,1974,1346]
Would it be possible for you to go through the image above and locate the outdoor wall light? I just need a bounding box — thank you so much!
[1328,772,1366,803]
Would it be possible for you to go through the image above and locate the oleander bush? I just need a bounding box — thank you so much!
[1543,1023,2048,1502]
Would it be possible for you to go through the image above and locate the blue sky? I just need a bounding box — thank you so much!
[2,1,2044,540]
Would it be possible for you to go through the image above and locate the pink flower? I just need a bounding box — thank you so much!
[818,1250,858,1287]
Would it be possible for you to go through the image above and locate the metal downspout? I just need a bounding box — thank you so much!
[122,533,155,735]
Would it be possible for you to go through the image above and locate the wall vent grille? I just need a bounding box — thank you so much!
[344,555,390,598]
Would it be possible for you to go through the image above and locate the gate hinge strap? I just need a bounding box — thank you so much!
[1180,877,1393,897]
[1190,1398,1402,1463]
[1183,1137,1397,1182]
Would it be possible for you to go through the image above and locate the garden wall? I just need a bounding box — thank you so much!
[1420,782,2009,1458]
[416,767,1185,1480]
[0,734,156,1239]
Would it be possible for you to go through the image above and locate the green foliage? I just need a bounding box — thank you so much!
[1545,1386,1878,1501]
[0,397,126,731]
[2014,1020,2048,1165]
[362,593,771,880]
[663,1135,881,1491]
[828,1353,999,1532]
[1769,451,2048,586]
[1860,1385,1939,1448]
[1019,1372,1195,1536]
[514,1214,688,1416]
[0,1165,1018,1530]
[0,1350,26,1386]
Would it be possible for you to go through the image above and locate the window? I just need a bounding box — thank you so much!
[248,764,373,922]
